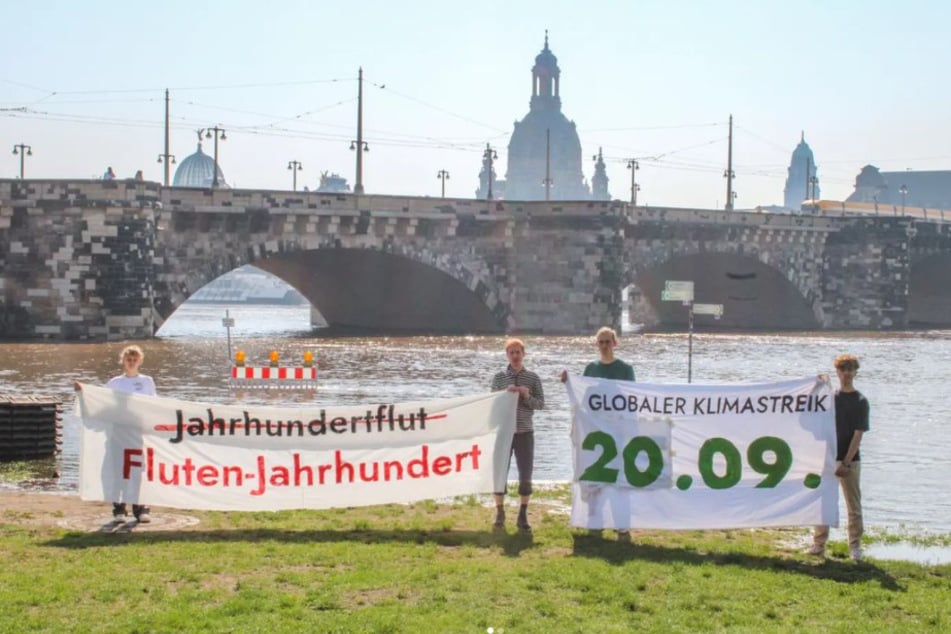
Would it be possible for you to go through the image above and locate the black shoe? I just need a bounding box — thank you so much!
[493,510,505,530]
[112,503,127,520]
[133,505,151,523]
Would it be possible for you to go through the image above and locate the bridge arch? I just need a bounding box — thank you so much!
[252,246,507,335]
[629,252,820,330]
[907,253,951,327]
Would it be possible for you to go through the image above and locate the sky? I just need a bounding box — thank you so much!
[2,0,950,209]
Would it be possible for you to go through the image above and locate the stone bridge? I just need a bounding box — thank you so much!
[2,179,950,340]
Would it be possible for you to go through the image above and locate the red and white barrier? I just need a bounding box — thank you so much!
[229,366,318,389]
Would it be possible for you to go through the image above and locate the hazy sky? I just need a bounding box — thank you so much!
[2,0,948,208]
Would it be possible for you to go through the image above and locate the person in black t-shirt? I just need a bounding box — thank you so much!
[808,353,870,561]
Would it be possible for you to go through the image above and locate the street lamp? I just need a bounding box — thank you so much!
[201,126,226,188]
[483,144,498,200]
[157,152,176,181]
[626,159,639,205]
[437,169,450,198]
[899,184,908,216]
[288,160,303,191]
[350,140,369,193]
[12,144,32,179]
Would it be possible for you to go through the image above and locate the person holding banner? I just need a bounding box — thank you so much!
[491,338,545,532]
[808,354,869,561]
[561,326,636,541]
[75,345,156,524]
[559,326,635,384]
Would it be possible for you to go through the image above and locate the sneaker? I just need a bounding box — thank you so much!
[112,503,127,520]
[850,547,862,562]
[805,544,825,556]
[616,530,632,543]
[516,520,532,533]
[133,505,151,524]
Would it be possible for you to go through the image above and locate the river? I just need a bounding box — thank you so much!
[1,303,949,543]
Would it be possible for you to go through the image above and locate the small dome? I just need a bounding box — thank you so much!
[173,143,228,188]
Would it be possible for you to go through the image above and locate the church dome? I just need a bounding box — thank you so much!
[172,143,228,188]
[506,109,586,200]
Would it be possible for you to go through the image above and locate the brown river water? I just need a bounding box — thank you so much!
[1,303,949,551]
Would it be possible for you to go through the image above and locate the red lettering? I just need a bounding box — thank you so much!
[122,448,143,479]
[407,445,430,478]
[432,455,452,475]
[197,465,218,486]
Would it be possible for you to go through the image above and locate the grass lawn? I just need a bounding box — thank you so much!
[1,487,949,633]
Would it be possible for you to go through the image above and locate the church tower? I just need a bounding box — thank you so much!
[783,132,820,209]
[495,33,589,201]
[591,147,610,200]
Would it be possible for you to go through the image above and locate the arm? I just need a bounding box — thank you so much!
[521,373,545,410]
[841,430,864,466]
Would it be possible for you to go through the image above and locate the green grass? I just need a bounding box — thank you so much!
[1,487,949,633]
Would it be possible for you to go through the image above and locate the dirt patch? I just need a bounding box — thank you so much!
[0,490,200,532]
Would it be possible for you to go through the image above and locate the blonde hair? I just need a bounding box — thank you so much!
[504,337,525,353]
[118,345,144,364]
[595,326,618,343]
[834,353,859,370]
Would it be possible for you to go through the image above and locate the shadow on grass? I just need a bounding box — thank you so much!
[570,534,902,591]
[43,526,538,557]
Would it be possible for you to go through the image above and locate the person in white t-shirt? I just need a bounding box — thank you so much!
[76,344,156,523]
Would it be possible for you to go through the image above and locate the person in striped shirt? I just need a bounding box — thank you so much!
[490,337,545,532]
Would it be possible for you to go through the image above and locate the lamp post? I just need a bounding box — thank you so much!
[201,126,226,188]
[12,144,32,179]
[288,160,303,191]
[626,159,639,205]
[483,144,498,200]
[352,66,367,195]
[157,152,176,184]
[437,169,450,198]
[723,114,735,211]
[899,184,908,215]
[157,88,175,186]
[13,143,33,180]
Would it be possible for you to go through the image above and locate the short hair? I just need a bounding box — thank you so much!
[504,337,525,353]
[595,326,618,343]
[119,345,144,363]
[834,353,859,370]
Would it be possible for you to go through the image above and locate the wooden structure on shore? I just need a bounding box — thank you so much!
[0,396,62,461]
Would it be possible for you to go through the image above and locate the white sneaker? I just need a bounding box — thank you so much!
[850,547,862,562]
[805,544,825,556]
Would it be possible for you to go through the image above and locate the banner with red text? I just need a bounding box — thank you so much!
[566,375,838,530]
[77,384,517,511]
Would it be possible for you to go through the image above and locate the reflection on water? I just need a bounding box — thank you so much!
[866,543,951,566]
[1,303,950,540]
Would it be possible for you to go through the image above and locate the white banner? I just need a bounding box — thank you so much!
[566,375,838,530]
[77,384,517,511]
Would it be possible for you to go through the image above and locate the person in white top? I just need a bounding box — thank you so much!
[76,344,156,523]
